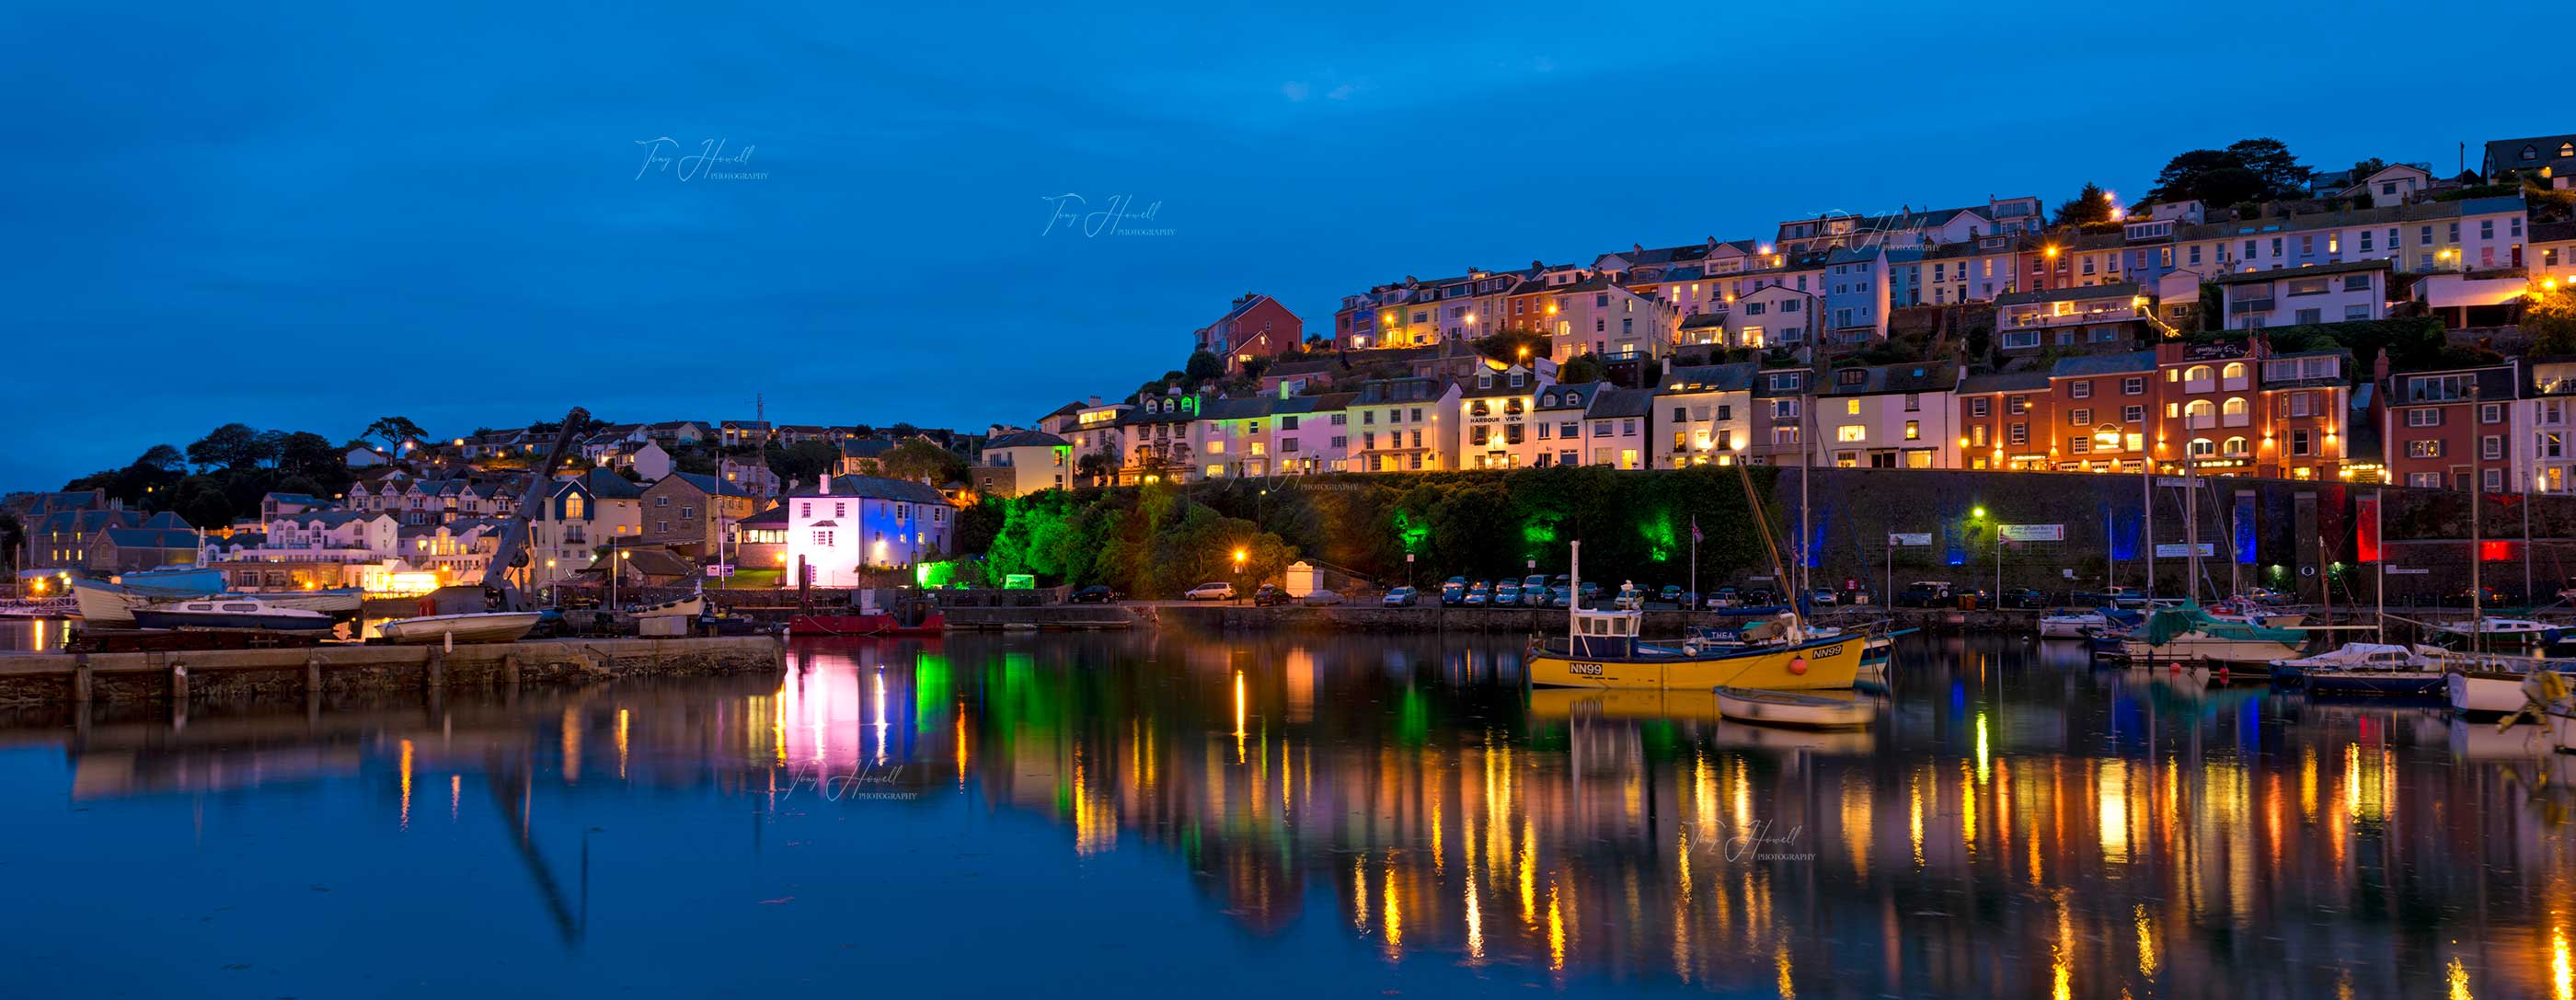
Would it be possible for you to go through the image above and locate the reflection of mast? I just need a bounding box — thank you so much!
[485,749,588,949]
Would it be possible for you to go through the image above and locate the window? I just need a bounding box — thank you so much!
[2290,430,2312,456]
[2068,408,2092,426]
[2007,396,2028,416]
[2485,435,2504,460]
[2122,377,2145,396]
[2069,381,2092,399]
[2407,440,2443,458]
[1969,398,1991,418]
[2122,405,2145,423]
[2007,424,2028,446]
[2482,403,2503,424]
[2406,408,2442,427]
[1837,425,1867,443]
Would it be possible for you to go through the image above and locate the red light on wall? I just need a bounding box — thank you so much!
[2480,540,2514,562]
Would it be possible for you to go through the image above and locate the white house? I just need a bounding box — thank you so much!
[2210,259,2390,330]
[783,474,957,586]
[1651,363,1757,468]
[1816,362,1960,469]
[1724,285,1815,350]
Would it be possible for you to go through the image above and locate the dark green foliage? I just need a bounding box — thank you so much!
[962,466,1783,594]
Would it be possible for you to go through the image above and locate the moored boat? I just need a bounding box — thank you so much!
[2121,603,2309,666]
[2269,642,2444,696]
[375,611,545,645]
[2428,617,2573,655]
[131,597,335,632]
[2038,611,2106,639]
[75,578,362,626]
[1714,686,1875,729]
[1527,544,1863,692]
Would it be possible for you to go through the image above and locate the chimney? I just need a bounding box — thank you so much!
[818,475,831,496]
[1087,395,1102,407]
[1632,243,1643,254]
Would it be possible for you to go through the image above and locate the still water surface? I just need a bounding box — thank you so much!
[3,625,2574,998]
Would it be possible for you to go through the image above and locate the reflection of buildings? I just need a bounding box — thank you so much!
[15,632,2576,997]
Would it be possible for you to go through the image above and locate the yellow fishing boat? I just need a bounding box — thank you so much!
[1524,540,1863,691]
[1526,616,1864,690]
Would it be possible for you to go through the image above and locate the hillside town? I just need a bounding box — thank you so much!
[8,131,2576,597]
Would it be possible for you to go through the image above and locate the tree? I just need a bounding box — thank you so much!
[2529,286,2576,356]
[765,440,842,490]
[1183,351,1225,385]
[273,431,340,478]
[2053,182,2115,225]
[2226,138,2311,198]
[875,438,968,485]
[1558,353,1605,385]
[363,416,429,451]
[133,443,187,475]
[186,423,269,470]
[1075,451,1119,488]
[1471,328,1552,364]
[2145,141,2305,207]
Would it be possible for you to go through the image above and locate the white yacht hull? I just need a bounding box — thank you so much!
[2121,633,2302,665]
[2448,671,2533,716]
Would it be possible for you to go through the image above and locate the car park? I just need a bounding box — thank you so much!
[1253,584,1289,607]
[1494,581,1522,606]
[1382,586,1420,607]
[1439,580,1467,606]
[1184,582,1236,601]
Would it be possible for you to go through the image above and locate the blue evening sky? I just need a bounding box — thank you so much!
[3,1,2554,489]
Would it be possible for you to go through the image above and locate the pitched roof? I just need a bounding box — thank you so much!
[1583,386,1654,420]
[2485,134,2576,175]
[1821,363,1959,397]
[667,472,753,498]
[985,429,1071,450]
[740,503,788,527]
[1959,371,2054,394]
[2050,351,2158,378]
[815,475,949,505]
[100,527,198,550]
[1659,363,1757,394]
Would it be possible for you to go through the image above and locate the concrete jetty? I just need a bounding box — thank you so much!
[0,635,786,708]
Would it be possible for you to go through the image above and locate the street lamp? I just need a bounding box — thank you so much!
[1232,546,1248,604]
[1971,507,2002,606]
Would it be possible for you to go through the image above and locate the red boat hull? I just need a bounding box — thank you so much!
[786,614,946,637]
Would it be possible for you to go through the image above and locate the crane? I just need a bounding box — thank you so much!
[423,407,591,615]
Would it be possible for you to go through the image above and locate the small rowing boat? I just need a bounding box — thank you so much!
[375,611,545,645]
[1714,687,1875,729]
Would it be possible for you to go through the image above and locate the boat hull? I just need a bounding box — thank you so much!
[2449,671,2533,716]
[376,612,544,645]
[1528,635,1863,691]
[1714,687,1875,729]
[2305,671,2446,697]
[75,581,361,626]
[130,609,334,632]
[2038,615,2103,639]
[2120,633,2302,665]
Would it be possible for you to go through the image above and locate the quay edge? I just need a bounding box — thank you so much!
[0,635,786,708]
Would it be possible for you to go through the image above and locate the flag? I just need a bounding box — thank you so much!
[1690,517,1703,544]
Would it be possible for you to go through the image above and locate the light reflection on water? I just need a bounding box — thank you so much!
[1,626,2574,997]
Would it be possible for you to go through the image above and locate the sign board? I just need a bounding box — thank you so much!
[1747,575,1775,582]
[2185,340,2250,361]
[2062,569,2076,579]
[1888,533,1934,546]
[2000,523,2064,542]
[2157,477,2193,488]
[704,565,734,578]
[2154,543,2215,558]
[2386,568,2430,575]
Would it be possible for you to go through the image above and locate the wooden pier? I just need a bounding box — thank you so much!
[0,635,786,708]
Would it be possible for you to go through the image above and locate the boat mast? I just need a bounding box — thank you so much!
[2185,443,2200,603]
[1568,541,1581,639]
[2473,384,2484,655]
[2142,455,2156,603]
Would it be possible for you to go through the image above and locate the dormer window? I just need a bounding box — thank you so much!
[2525,145,2541,162]
[1478,373,1493,388]
[1541,393,1558,407]
[1510,372,1525,387]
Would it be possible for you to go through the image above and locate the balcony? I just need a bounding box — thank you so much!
[2227,298,2275,315]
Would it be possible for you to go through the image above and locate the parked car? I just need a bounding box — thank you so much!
[1494,581,1522,606]
[1742,589,1779,607]
[1706,587,1740,609]
[2452,585,2525,607]
[1439,580,1467,606]
[1578,580,1602,601]
[1806,588,1839,606]
[1301,589,1345,606]
[1253,584,1289,607]
[1184,582,1236,601]
[1995,587,2049,609]
[1522,585,1553,607]
[1069,585,1121,604]
[1893,580,1960,607]
[1547,585,1574,608]
[1658,584,1684,605]
[1463,585,1490,607]
[1383,586,1420,607]
[2244,586,2294,606]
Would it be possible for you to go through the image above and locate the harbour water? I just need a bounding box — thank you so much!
[2,624,2573,998]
